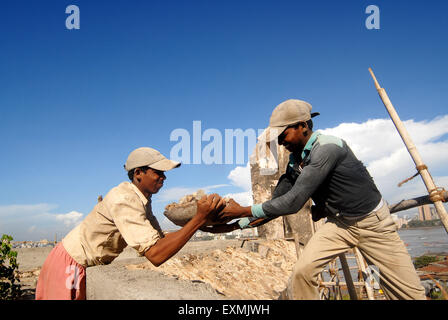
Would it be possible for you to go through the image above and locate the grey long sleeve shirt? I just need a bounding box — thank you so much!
[251,132,382,220]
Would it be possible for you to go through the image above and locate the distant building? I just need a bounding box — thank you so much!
[418,204,437,221]
[391,214,408,229]
[430,207,439,220]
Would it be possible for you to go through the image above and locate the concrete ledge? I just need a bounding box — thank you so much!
[86,261,226,300]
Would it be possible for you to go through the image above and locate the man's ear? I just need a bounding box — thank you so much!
[299,122,309,137]
[133,168,142,183]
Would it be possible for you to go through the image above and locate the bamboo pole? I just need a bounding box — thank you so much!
[354,248,375,300]
[368,68,448,234]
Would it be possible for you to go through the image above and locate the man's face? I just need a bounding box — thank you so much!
[135,167,166,195]
[277,123,308,153]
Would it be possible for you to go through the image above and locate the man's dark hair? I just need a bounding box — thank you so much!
[127,166,150,181]
[306,119,313,130]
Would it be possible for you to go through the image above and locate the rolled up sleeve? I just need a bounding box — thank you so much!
[108,194,161,255]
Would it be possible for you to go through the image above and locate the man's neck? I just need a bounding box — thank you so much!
[290,130,314,156]
[132,181,153,200]
[302,130,313,147]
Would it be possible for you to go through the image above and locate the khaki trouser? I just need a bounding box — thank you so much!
[286,203,426,300]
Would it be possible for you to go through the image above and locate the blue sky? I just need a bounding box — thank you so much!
[1,0,447,241]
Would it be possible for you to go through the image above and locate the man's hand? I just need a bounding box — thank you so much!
[217,199,252,220]
[310,205,330,222]
[144,194,224,267]
[196,193,226,224]
[199,222,240,234]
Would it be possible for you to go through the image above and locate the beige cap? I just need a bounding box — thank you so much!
[258,99,319,142]
[124,147,181,172]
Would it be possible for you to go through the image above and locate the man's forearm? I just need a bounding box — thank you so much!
[238,206,253,217]
[144,214,206,267]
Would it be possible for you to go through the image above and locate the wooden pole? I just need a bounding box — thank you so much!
[388,195,434,214]
[388,192,447,213]
[338,254,358,300]
[354,248,375,300]
[368,68,448,234]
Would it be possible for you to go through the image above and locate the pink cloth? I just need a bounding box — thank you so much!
[35,242,86,300]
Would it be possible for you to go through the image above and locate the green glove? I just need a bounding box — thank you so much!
[238,218,251,229]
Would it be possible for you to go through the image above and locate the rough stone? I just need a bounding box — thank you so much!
[125,239,297,300]
[250,141,313,244]
[163,190,207,227]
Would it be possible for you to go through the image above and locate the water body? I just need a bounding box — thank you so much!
[398,227,448,258]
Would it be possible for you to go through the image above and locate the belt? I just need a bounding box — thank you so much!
[336,198,385,221]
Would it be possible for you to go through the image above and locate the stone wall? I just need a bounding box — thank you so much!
[249,140,314,246]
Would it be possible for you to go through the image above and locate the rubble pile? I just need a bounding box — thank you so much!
[126,239,297,299]
[19,268,41,279]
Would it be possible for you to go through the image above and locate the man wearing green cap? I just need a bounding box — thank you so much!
[215,99,426,300]
[36,147,226,300]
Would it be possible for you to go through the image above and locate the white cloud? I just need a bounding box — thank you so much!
[319,116,448,164]
[225,162,253,206]
[227,162,252,190]
[0,203,85,241]
[223,191,253,206]
[321,116,448,205]
[54,211,84,227]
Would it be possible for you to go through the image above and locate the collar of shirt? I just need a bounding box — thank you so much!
[300,131,321,160]
[129,182,151,207]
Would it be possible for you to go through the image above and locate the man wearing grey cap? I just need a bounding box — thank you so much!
[216,99,425,300]
[36,147,225,300]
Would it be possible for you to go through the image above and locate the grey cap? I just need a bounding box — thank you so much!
[258,99,319,142]
[124,147,181,172]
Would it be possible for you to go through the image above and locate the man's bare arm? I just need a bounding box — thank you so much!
[144,194,225,266]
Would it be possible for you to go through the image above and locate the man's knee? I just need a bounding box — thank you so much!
[293,261,318,285]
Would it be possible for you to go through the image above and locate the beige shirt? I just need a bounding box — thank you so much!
[62,182,164,267]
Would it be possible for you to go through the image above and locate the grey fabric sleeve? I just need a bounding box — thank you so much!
[272,172,295,199]
[261,143,346,217]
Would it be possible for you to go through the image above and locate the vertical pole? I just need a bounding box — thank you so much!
[354,248,375,300]
[368,68,448,234]
[338,253,358,300]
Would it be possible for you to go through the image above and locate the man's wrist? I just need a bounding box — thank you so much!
[241,206,253,217]
[251,204,268,219]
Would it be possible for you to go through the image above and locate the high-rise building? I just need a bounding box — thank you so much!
[430,207,439,220]
[418,204,434,221]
